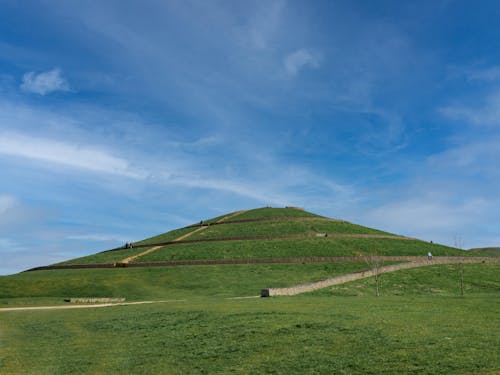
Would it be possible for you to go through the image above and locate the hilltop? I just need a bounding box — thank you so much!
[46,207,470,269]
[1,207,499,374]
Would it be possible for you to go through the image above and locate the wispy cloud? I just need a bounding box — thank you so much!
[0,132,144,178]
[284,49,321,76]
[247,0,286,49]
[427,139,500,181]
[440,90,500,126]
[465,66,500,82]
[0,195,16,214]
[363,196,490,247]
[20,68,70,95]
[366,197,486,232]
[0,195,49,235]
[66,234,128,242]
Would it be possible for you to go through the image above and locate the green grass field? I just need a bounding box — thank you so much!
[2,207,498,374]
[469,247,500,257]
[133,226,197,246]
[1,263,499,374]
[313,263,500,297]
[0,263,376,307]
[48,207,471,267]
[1,262,499,374]
[226,207,322,221]
[54,247,151,265]
[186,219,390,240]
[136,237,470,263]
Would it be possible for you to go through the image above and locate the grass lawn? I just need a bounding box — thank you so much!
[313,263,500,297]
[0,263,374,307]
[54,246,152,266]
[136,237,467,263]
[187,219,391,240]
[1,263,499,373]
[1,294,498,374]
[226,207,322,221]
[133,226,198,245]
[470,247,500,257]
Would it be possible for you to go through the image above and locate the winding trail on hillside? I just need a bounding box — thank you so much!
[103,233,415,255]
[102,216,354,253]
[261,257,500,296]
[118,210,249,264]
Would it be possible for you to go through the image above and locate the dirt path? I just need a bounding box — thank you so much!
[215,210,248,223]
[0,300,185,312]
[262,257,499,296]
[119,210,249,264]
[120,245,163,264]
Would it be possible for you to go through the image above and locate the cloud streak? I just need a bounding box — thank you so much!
[20,68,70,95]
[440,90,500,126]
[0,132,144,178]
[284,49,321,76]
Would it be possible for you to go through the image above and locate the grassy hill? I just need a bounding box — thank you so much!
[52,207,472,266]
[1,207,499,374]
[469,247,500,257]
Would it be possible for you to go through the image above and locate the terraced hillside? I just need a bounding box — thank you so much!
[2,207,499,374]
[469,247,500,257]
[49,207,472,268]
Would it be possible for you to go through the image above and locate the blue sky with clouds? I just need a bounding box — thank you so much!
[1,0,500,274]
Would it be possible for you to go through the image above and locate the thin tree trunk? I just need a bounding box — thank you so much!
[460,263,464,296]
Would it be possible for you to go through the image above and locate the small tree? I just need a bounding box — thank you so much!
[364,254,382,297]
[454,233,465,296]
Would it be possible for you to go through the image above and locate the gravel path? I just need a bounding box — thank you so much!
[0,300,185,312]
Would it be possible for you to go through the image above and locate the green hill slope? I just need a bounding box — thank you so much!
[469,247,500,257]
[52,207,471,266]
[2,207,500,374]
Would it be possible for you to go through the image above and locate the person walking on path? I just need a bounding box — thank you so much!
[428,251,433,261]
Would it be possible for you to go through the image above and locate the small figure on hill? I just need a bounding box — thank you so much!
[428,251,433,261]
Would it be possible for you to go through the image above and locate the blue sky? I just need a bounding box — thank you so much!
[1,0,500,274]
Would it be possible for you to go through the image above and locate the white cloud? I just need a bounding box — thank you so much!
[0,132,144,178]
[0,195,17,215]
[284,48,321,76]
[248,0,286,49]
[0,195,49,234]
[66,234,127,242]
[363,197,491,247]
[20,68,70,95]
[426,138,500,173]
[440,90,500,126]
[467,66,500,82]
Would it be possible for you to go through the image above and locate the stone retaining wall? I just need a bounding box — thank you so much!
[64,298,126,303]
[26,256,496,272]
[261,257,499,297]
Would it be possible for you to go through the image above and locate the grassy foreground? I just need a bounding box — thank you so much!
[1,207,498,373]
[1,295,499,374]
[1,263,499,374]
[0,263,374,307]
